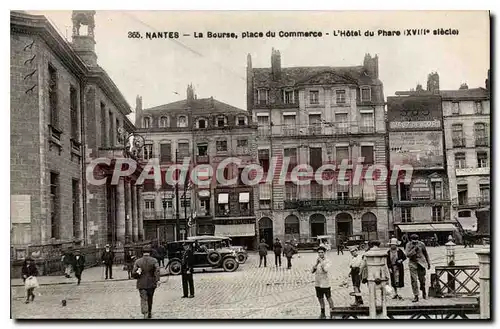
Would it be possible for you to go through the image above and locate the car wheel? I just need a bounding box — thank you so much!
[222,257,238,272]
[359,243,366,250]
[168,260,182,275]
[207,251,222,265]
[236,252,247,264]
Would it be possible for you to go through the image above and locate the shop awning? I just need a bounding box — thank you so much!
[218,193,228,204]
[239,192,250,203]
[214,224,255,237]
[431,223,457,232]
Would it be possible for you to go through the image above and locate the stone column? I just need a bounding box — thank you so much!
[131,182,138,242]
[137,186,144,240]
[476,248,490,319]
[116,178,126,246]
[104,108,110,147]
[125,179,133,243]
[365,247,389,319]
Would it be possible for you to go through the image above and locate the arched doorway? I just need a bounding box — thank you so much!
[284,215,300,242]
[336,213,353,245]
[361,212,378,241]
[258,217,273,246]
[310,214,326,237]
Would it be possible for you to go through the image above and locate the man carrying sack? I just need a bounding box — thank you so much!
[405,234,431,302]
[132,245,161,319]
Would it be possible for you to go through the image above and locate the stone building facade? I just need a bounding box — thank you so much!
[10,11,144,259]
[441,78,490,234]
[135,86,258,248]
[248,50,389,247]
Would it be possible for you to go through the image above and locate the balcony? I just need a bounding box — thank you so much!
[452,196,490,209]
[359,126,375,134]
[452,137,465,148]
[283,127,299,136]
[143,210,174,221]
[215,208,253,218]
[258,128,270,138]
[284,198,363,211]
[196,155,209,164]
[475,137,489,147]
[308,125,323,135]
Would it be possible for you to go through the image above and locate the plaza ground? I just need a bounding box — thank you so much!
[11,246,484,319]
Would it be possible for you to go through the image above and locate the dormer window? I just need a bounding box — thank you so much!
[197,118,208,129]
[178,115,188,128]
[143,117,151,129]
[360,86,371,102]
[257,89,269,105]
[237,116,247,126]
[216,116,227,127]
[159,116,169,128]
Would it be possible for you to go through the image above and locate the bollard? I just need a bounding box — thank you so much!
[364,247,389,319]
[476,248,490,319]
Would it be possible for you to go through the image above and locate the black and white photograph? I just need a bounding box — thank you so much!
[9,9,490,320]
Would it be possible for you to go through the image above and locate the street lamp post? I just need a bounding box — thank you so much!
[175,149,180,241]
[162,191,168,242]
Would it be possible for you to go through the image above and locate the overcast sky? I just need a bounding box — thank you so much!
[29,11,489,121]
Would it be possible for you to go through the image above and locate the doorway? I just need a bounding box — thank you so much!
[258,217,273,246]
[310,214,326,237]
[336,213,353,246]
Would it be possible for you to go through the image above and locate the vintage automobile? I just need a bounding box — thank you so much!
[166,239,239,275]
[313,235,333,251]
[187,235,248,264]
[344,234,368,250]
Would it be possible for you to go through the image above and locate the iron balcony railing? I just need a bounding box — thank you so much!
[475,137,489,147]
[452,137,466,148]
[452,196,490,208]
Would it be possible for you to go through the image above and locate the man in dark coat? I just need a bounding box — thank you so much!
[181,242,195,298]
[73,249,86,285]
[132,245,160,319]
[273,238,283,267]
[101,244,115,280]
[258,239,269,268]
[405,234,431,302]
[283,240,297,269]
[61,249,75,278]
[386,238,406,299]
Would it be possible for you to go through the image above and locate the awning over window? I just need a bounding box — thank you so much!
[214,224,255,237]
[239,192,250,203]
[431,223,457,232]
[218,193,228,204]
[363,182,376,201]
[397,223,457,233]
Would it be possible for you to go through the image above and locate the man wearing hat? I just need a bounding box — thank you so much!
[73,249,86,285]
[132,245,161,319]
[181,242,195,298]
[386,238,406,300]
[405,234,431,302]
[312,245,334,319]
[101,244,115,280]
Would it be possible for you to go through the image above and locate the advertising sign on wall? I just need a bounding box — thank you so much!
[411,178,431,199]
[387,95,442,128]
[389,131,444,168]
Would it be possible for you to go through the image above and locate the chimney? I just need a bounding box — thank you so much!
[459,83,469,90]
[363,54,379,78]
[426,72,440,93]
[246,53,254,113]
[187,84,195,102]
[71,11,98,67]
[271,48,281,80]
[486,69,490,91]
[416,83,423,91]
[134,95,142,126]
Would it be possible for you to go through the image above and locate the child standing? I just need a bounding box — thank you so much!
[22,257,39,304]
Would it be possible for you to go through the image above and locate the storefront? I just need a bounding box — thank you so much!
[214,222,256,250]
[396,222,457,245]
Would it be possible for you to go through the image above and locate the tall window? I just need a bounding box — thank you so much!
[474,123,488,146]
[50,172,60,239]
[216,116,226,127]
[160,143,172,162]
[159,116,169,128]
[454,153,466,169]
[309,90,319,104]
[360,87,371,102]
[452,102,460,115]
[216,140,228,152]
[257,115,269,137]
[237,139,248,148]
[70,86,78,140]
[399,182,411,201]
[237,116,246,126]
[360,112,375,133]
[309,147,322,171]
[401,207,411,223]
[285,183,297,201]
[48,65,59,127]
[283,115,297,136]
[337,183,349,200]
[480,184,490,202]
[432,206,443,222]
[72,179,80,239]
[475,101,483,114]
[259,183,271,209]
[197,143,208,156]
[361,146,374,164]
[452,124,464,147]
[178,115,188,128]
[310,181,322,199]
[145,200,155,213]
[178,142,190,158]
[100,102,107,146]
[197,118,207,129]
[143,117,151,129]
[258,149,270,172]
[283,90,294,104]
[284,148,297,172]
[431,181,442,200]
[457,184,468,205]
[477,152,488,168]
[335,146,349,164]
[142,144,153,160]
[335,113,349,134]
[257,89,269,105]
[308,114,322,134]
[336,90,346,104]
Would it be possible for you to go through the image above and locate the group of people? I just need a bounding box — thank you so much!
[60,249,87,284]
[258,238,297,269]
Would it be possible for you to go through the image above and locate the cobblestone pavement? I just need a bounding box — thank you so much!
[11,246,485,319]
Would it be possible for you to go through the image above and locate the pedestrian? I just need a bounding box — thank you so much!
[312,246,335,319]
[124,248,135,280]
[401,233,409,249]
[337,236,344,255]
[101,244,115,280]
[22,257,39,304]
[61,248,75,278]
[405,234,431,302]
[158,243,166,267]
[258,239,269,268]
[181,242,195,298]
[73,249,86,285]
[348,247,364,306]
[132,245,161,319]
[283,240,297,269]
[386,238,406,300]
[273,238,283,267]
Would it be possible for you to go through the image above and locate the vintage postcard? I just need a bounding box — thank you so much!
[10,10,490,319]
